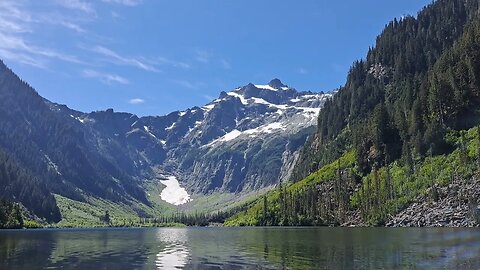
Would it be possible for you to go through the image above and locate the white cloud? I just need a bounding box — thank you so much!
[220,59,231,69]
[92,45,161,72]
[102,0,142,6]
[0,48,47,69]
[194,50,213,63]
[111,11,121,19]
[128,98,145,105]
[0,0,88,69]
[156,57,191,69]
[203,95,215,101]
[60,21,86,33]
[56,0,95,14]
[0,31,84,68]
[82,69,129,85]
[194,49,231,70]
[91,46,190,72]
[173,79,205,90]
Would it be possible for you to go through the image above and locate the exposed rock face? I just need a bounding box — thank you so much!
[145,80,332,194]
[386,178,480,227]
[0,58,333,219]
[54,79,333,196]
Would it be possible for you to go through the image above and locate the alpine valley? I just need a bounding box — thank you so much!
[2,0,480,229]
[0,63,331,226]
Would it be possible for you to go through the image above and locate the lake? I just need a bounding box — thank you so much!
[0,227,479,269]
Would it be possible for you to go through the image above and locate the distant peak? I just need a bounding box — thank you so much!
[268,78,286,89]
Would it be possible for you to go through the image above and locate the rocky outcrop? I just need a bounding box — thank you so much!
[80,80,332,195]
[386,178,480,227]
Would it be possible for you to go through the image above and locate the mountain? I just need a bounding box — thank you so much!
[77,79,332,196]
[153,80,331,193]
[0,62,150,222]
[227,0,480,227]
[0,62,331,223]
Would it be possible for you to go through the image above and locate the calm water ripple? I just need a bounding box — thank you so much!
[0,227,479,269]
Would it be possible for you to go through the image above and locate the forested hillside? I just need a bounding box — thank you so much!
[0,147,59,221]
[0,62,149,223]
[227,0,480,226]
[0,61,330,225]
[0,199,24,229]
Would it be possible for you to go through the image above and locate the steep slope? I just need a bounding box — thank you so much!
[162,80,332,194]
[0,63,330,222]
[293,0,480,179]
[81,80,331,195]
[228,0,480,227]
[0,61,150,221]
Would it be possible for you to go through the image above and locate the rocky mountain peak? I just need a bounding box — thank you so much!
[268,78,287,89]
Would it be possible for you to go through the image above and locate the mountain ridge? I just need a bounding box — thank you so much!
[227,0,480,227]
[0,61,332,223]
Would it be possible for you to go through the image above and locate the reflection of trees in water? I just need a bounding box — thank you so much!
[1,228,479,269]
[0,231,56,270]
[237,228,480,269]
[46,229,157,269]
[251,228,411,269]
[0,229,165,270]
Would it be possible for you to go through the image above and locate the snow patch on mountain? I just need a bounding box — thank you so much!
[203,104,215,110]
[206,122,287,146]
[254,84,278,91]
[226,92,248,105]
[249,122,285,133]
[44,154,61,175]
[165,122,176,130]
[144,126,162,141]
[221,129,242,142]
[160,176,191,205]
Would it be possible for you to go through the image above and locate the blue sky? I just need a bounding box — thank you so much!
[0,0,431,116]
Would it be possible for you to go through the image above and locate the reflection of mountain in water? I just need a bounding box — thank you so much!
[155,229,190,269]
[1,228,479,269]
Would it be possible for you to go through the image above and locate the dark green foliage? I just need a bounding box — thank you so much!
[0,60,149,221]
[100,210,111,224]
[130,207,246,227]
[226,152,356,226]
[231,0,480,227]
[295,0,480,179]
[0,147,60,222]
[0,199,24,229]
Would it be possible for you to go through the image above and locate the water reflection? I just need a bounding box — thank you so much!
[155,229,190,269]
[0,227,479,269]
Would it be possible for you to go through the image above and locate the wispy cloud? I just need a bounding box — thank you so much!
[156,57,191,69]
[111,11,122,19]
[102,0,143,6]
[82,69,129,85]
[92,46,161,72]
[128,98,145,104]
[60,21,86,33]
[220,59,231,69]
[56,0,95,15]
[0,32,84,68]
[194,49,232,70]
[194,50,213,64]
[0,0,89,69]
[91,46,191,72]
[0,48,46,69]
[173,79,205,90]
[203,95,215,101]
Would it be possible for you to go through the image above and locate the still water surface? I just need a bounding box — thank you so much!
[0,227,479,269]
